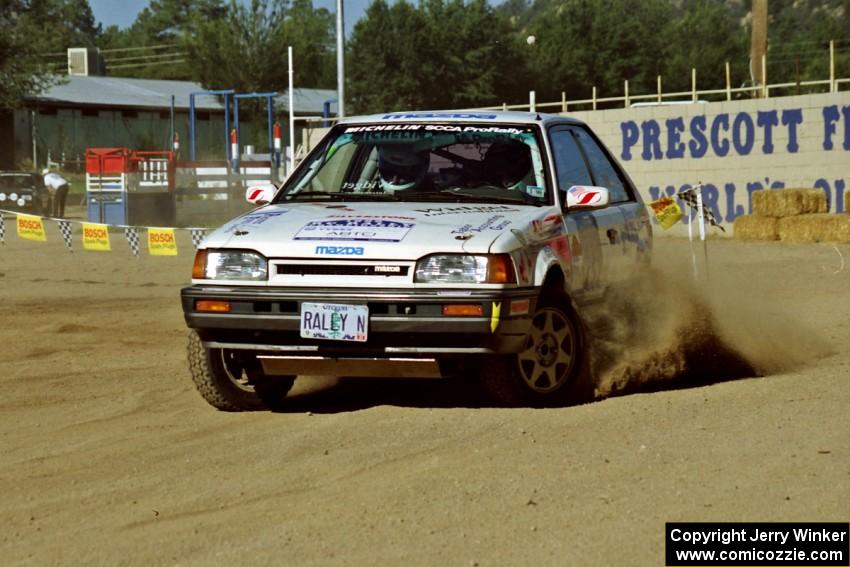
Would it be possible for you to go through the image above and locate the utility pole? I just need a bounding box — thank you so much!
[751,0,767,97]
[336,0,345,118]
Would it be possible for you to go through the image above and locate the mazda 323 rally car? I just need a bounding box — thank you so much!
[181,111,652,409]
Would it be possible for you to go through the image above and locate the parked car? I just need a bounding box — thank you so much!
[181,111,653,410]
[0,171,50,215]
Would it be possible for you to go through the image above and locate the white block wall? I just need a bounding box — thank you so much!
[568,91,850,236]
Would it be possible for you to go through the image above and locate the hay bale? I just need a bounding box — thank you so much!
[836,215,850,243]
[778,214,841,242]
[845,188,850,215]
[752,188,828,217]
[733,215,778,240]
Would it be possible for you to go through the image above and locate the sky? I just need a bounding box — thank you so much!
[89,0,372,33]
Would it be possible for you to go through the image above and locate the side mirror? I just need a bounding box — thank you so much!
[564,185,610,209]
[245,184,276,206]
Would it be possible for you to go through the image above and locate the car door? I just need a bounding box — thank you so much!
[548,125,626,294]
[571,126,649,281]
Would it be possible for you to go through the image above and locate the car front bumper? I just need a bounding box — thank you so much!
[181,285,539,357]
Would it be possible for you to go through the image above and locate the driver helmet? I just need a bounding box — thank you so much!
[378,145,429,192]
[482,139,532,189]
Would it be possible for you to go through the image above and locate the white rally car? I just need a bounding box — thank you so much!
[181,111,652,409]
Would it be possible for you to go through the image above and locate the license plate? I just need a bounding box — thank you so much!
[300,302,368,342]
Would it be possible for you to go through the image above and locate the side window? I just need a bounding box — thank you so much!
[548,128,593,190]
[572,127,630,203]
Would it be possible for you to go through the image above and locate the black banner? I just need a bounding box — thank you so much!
[666,522,849,566]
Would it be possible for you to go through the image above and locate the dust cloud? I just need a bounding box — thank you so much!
[582,249,831,399]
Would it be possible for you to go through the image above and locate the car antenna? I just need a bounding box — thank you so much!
[535,113,542,121]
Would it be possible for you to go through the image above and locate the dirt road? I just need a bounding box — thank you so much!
[1,221,847,566]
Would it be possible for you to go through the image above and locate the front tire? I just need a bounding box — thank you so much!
[477,296,587,407]
[187,331,294,411]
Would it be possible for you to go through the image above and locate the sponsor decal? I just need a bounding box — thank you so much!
[526,185,546,198]
[16,214,46,242]
[148,228,178,256]
[551,235,571,262]
[295,218,414,242]
[315,245,365,256]
[451,215,512,234]
[373,265,401,273]
[345,124,424,133]
[413,205,519,217]
[326,214,416,220]
[381,112,498,120]
[224,210,288,232]
[82,222,111,251]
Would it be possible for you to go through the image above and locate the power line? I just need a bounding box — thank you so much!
[104,52,186,64]
[107,59,186,70]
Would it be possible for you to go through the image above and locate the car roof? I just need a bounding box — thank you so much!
[337,110,586,128]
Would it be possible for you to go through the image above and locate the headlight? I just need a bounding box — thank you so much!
[192,249,268,280]
[414,254,515,284]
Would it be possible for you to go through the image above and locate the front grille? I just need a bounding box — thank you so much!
[276,264,410,277]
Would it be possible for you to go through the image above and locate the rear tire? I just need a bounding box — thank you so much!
[187,331,294,411]
[477,294,589,407]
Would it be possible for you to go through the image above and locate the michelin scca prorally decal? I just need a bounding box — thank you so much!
[294,218,415,243]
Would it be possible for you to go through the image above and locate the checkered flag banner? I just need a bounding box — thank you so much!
[0,213,5,244]
[190,228,207,249]
[57,220,74,251]
[124,227,141,256]
[678,186,726,232]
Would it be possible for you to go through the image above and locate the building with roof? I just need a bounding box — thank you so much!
[0,74,337,169]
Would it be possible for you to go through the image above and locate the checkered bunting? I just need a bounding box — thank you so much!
[190,229,207,249]
[124,227,141,257]
[57,220,74,251]
[0,214,5,244]
[678,186,726,233]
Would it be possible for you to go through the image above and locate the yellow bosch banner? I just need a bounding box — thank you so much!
[649,196,684,230]
[16,214,47,241]
[82,223,111,251]
[147,228,178,256]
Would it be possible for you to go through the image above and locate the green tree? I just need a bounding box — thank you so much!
[660,0,748,93]
[184,0,335,91]
[98,0,226,80]
[0,0,65,107]
[348,0,528,113]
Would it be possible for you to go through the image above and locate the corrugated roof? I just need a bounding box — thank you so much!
[28,75,337,115]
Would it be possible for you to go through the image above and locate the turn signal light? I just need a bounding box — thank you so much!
[196,300,231,313]
[192,250,208,279]
[442,304,484,316]
[487,254,516,284]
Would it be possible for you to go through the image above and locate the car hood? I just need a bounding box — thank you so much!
[202,201,550,259]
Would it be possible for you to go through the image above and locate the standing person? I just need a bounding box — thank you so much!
[42,168,70,218]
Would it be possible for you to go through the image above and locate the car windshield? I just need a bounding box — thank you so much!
[277,122,549,205]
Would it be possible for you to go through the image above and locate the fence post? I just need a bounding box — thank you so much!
[657,75,662,103]
[561,91,567,113]
[502,102,507,111]
[725,62,731,101]
[592,86,597,111]
[624,80,630,108]
[762,53,768,98]
[691,68,697,102]
[830,40,836,93]
[529,90,536,112]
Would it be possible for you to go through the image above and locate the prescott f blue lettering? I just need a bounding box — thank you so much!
[620,108,820,161]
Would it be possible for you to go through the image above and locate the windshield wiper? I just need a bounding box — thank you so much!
[282,191,400,202]
[395,190,530,205]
